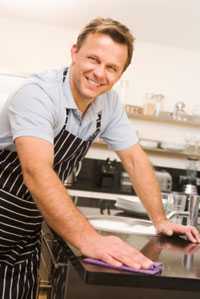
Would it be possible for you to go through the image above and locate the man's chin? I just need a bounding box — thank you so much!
[81,89,103,100]
[79,83,109,99]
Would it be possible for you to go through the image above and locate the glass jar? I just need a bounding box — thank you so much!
[143,93,156,115]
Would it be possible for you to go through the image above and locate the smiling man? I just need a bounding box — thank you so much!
[70,32,128,112]
[0,17,199,298]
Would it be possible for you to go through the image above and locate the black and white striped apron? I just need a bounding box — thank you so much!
[0,68,102,298]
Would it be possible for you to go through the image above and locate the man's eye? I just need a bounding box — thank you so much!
[108,66,117,72]
[88,56,97,62]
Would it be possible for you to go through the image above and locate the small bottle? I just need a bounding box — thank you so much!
[143,93,156,115]
[173,101,187,121]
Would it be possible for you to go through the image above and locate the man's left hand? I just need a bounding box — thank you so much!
[156,220,200,243]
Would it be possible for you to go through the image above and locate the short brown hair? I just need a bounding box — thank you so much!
[76,17,135,71]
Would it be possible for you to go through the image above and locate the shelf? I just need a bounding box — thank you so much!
[92,139,200,159]
[143,147,200,159]
[125,105,200,127]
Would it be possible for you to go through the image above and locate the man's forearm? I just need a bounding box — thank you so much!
[130,157,167,225]
[118,145,167,225]
[23,166,98,249]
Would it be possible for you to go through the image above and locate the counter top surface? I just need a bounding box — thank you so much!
[58,206,200,292]
[68,188,131,201]
[63,233,200,291]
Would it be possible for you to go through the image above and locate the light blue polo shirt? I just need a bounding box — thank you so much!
[0,67,138,152]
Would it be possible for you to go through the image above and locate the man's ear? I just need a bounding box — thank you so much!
[71,44,78,63]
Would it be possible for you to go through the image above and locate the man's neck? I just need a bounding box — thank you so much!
[75,96,93,113]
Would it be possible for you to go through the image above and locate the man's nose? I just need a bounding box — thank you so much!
[94,65,106,79]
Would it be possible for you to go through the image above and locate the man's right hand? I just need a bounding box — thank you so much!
[79,232,154,269]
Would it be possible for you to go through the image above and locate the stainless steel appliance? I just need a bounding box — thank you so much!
[120,171,132,192]
[155,170,172,193]
[99,158,118,188]
[120,170,172,193]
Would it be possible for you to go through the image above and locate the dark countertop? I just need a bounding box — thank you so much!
[59,231,200,292]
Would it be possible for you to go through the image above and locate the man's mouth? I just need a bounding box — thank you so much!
[85,76,103,88]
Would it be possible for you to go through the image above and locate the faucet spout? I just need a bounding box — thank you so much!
[188,195,200,227]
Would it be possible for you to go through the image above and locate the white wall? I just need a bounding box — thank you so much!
[124,43,200,113]
[0,17,76,73]
[1,17,200,169]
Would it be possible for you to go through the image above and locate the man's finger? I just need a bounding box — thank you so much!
[101,254,122,267]
[190,227,200,243]
[185,230,197,243]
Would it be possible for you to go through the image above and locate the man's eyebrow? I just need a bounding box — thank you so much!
[87,54,121,70]
[107,63,120,70]
[87,54,99,60]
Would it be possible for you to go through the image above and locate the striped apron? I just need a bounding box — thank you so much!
[0,68,102,298]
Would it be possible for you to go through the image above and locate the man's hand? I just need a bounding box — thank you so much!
[79,233,153,269]
[156,220,200,243]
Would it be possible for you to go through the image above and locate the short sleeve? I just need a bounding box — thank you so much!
[8,83,56,144]
[100,93,139,151]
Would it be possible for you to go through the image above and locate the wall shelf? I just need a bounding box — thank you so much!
[142,146,200,159]
[125,105,200,127]
[93,139,200,160]
[92,105,200,160]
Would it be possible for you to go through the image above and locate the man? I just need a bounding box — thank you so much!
[0,17,199,298]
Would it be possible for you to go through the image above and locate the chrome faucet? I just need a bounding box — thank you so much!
[188,194,200,227]
[184,184,199,227]
[167,187,200,227]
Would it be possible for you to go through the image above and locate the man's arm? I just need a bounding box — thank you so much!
[15,136,153,268]
[116,144,200,243]
[15,136,98,247]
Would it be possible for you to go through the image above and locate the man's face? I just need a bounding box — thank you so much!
[70,33,128,103]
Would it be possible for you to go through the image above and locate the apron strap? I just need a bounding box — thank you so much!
[62,67,68,83]
[88,111,102,141]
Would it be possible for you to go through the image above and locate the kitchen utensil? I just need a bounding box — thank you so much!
[186,158,199,183]
[152,94,165,116]
[143,93,156,115]
[99,158,118,188]
[120,171,132,193]
[185,136,198,155]
[173,101,187,121]
[188,195,200,226]
[183,177,199,226]
[184,184,198,195]
[143,93,165,116]
[171,192,187,212]
[83,258,163,275]
[155,170,172,192]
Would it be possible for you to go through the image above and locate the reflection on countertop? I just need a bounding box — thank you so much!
[39,207,200,299]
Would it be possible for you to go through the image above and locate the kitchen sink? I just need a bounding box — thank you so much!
[88,215,156,235]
